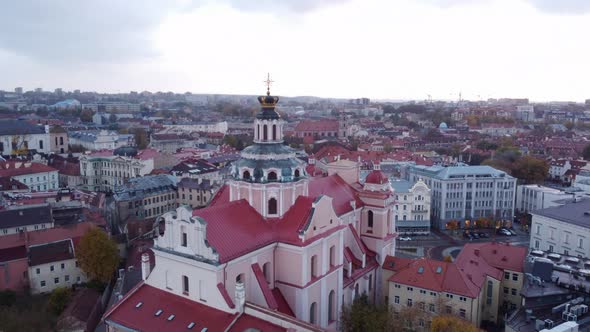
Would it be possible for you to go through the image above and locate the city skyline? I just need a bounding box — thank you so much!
[1,0,590,102]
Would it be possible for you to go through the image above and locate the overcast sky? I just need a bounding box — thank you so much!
[0,0,589,101]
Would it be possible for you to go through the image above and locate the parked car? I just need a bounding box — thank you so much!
[463,232,473,240]
[507,228,517,236]
[498,229,512,236]
[399,237,412,241]
[479,232,489,238]
[472,233,480,239]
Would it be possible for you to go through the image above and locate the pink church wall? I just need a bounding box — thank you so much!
[275,247,303,286]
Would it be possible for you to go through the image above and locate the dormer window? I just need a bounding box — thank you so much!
[242,170,251,180]
[294,169,300,178]
[267,171,277,181]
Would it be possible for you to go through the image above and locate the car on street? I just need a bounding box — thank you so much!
[399,237,412,241]
[497,228,512,236]
[472,232,480,239]
[463,232,473,240]
[507,228,517,235]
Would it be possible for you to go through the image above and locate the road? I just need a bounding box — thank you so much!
[396,227,531,261]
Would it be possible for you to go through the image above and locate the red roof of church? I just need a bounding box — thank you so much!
[103,283,287,332]
[308,174,363,215]
[365,170,388,184]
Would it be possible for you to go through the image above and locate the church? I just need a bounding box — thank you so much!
[103,84,397,331]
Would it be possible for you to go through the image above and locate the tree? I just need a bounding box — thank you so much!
[431,315,481,332]
[76,228,120,283]
[443,255,453,263]
[512,156,549,184]
[48,287,71,315]
[340,294,392,332]
[80,109,94,122]
[132,128,149,149]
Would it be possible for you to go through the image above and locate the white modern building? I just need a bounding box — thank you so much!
[530,198,590,258]
[406,165,517,229]
[390,179,431,235]
[162,121,228,134]
[516,184,574,213]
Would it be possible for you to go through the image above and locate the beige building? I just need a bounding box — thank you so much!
[176,178,218,209]
[49,126,69,154]
[384,242,527,329]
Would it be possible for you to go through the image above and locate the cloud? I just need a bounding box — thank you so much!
[419,0,590,13]
[0,0,349,65]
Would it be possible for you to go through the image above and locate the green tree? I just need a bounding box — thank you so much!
[48,287,72,315]
[76,228,120,283]
[340,294,390,332]
[431,315,481,332]
[512,156,549,184]
[80,109,94,122]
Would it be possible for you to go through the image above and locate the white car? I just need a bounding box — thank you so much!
[399,237,412,241]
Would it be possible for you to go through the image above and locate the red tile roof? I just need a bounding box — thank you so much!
[308,174,363,215]
[365,170,388,184]
[0,161,57,178]
[382,256,413,272]
[457,242,527,273]
[104,283,236,331]
[272,288,294,317]
[208,185,230,207]
[217,283,235,309]
[294,120,339,132]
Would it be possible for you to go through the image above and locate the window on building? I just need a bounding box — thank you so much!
[263,262,271,282]
[243,170,251,180]
[429,303,435,312]
[272,124,277,140]
[294,169,300,178]
[512,273,518,281]
[328,290,336,322]
[50,265,54,272]
[504,287,509,294]
[329,245,336,267]
[36,268,40,274]
[486,280,493,305]
[182,275,189,294]
[407,299,413,307]
[40,280,46,287]
[368,210,374,228]
[511,288,517,296]
[39,140,43,149]
[311,255,318,278]
[460,309,466,318]
[54,277,59,284]
[267,171,277,181]
[310,302,317,324]
[61,263,65,269]
[268,197,278,215]
[536,224,541,235]
[65,275,70,282]
[394,296,400,304]
[446,305,452,314]
[263,124,268,141]
[181,232,188,247]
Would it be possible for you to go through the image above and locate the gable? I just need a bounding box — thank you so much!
[299,195,341,240]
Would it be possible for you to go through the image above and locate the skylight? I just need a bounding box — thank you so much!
[436,266,442,274]
[135,302,143,308]
[155,309,163,316]
[201,328,208,332]
[188,322,195,329]
[418,267,424,274]
[167,314,175,321]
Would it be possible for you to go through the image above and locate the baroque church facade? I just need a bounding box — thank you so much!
[103,86,398,331]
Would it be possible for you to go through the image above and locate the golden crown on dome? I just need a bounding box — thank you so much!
[257,73,279,108]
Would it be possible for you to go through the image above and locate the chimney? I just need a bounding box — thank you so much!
[141,253,150,281]
[14,162,22,168]
[235,281,246,313]
[474,249,480,256]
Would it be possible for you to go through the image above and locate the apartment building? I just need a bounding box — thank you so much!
[28,239,87,294]
[516,184,573,213]
[112,174,178,236]
[0,161,59,191]
[385,242,526,329]
[406,165,516,229]
[530,198,590,257]
[79,149,154,192]
[176,178,218,209]
[0,205,54,236]
[390,179,431,235]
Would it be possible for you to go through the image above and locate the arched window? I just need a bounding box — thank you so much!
[311,255,318,278]
[267,171,277,181]
[268,198,277,215]
[263,124,268,141]
[328,290,336,322]
[310,302,317,324]
[242,170,251,180]
[257,124,260,140]
[262,262,271,282]
[329,245,336,267]
[272,124,277,140]
[354,283,360,299]
[294,169,300,178]
[368,210,374,228]
[236,273,245,284]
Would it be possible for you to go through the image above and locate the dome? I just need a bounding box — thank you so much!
[365,170,388,184]
[114,146,138,157]
[439,122,448,129]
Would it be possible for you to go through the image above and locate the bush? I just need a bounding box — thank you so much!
[48,287,72,315]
